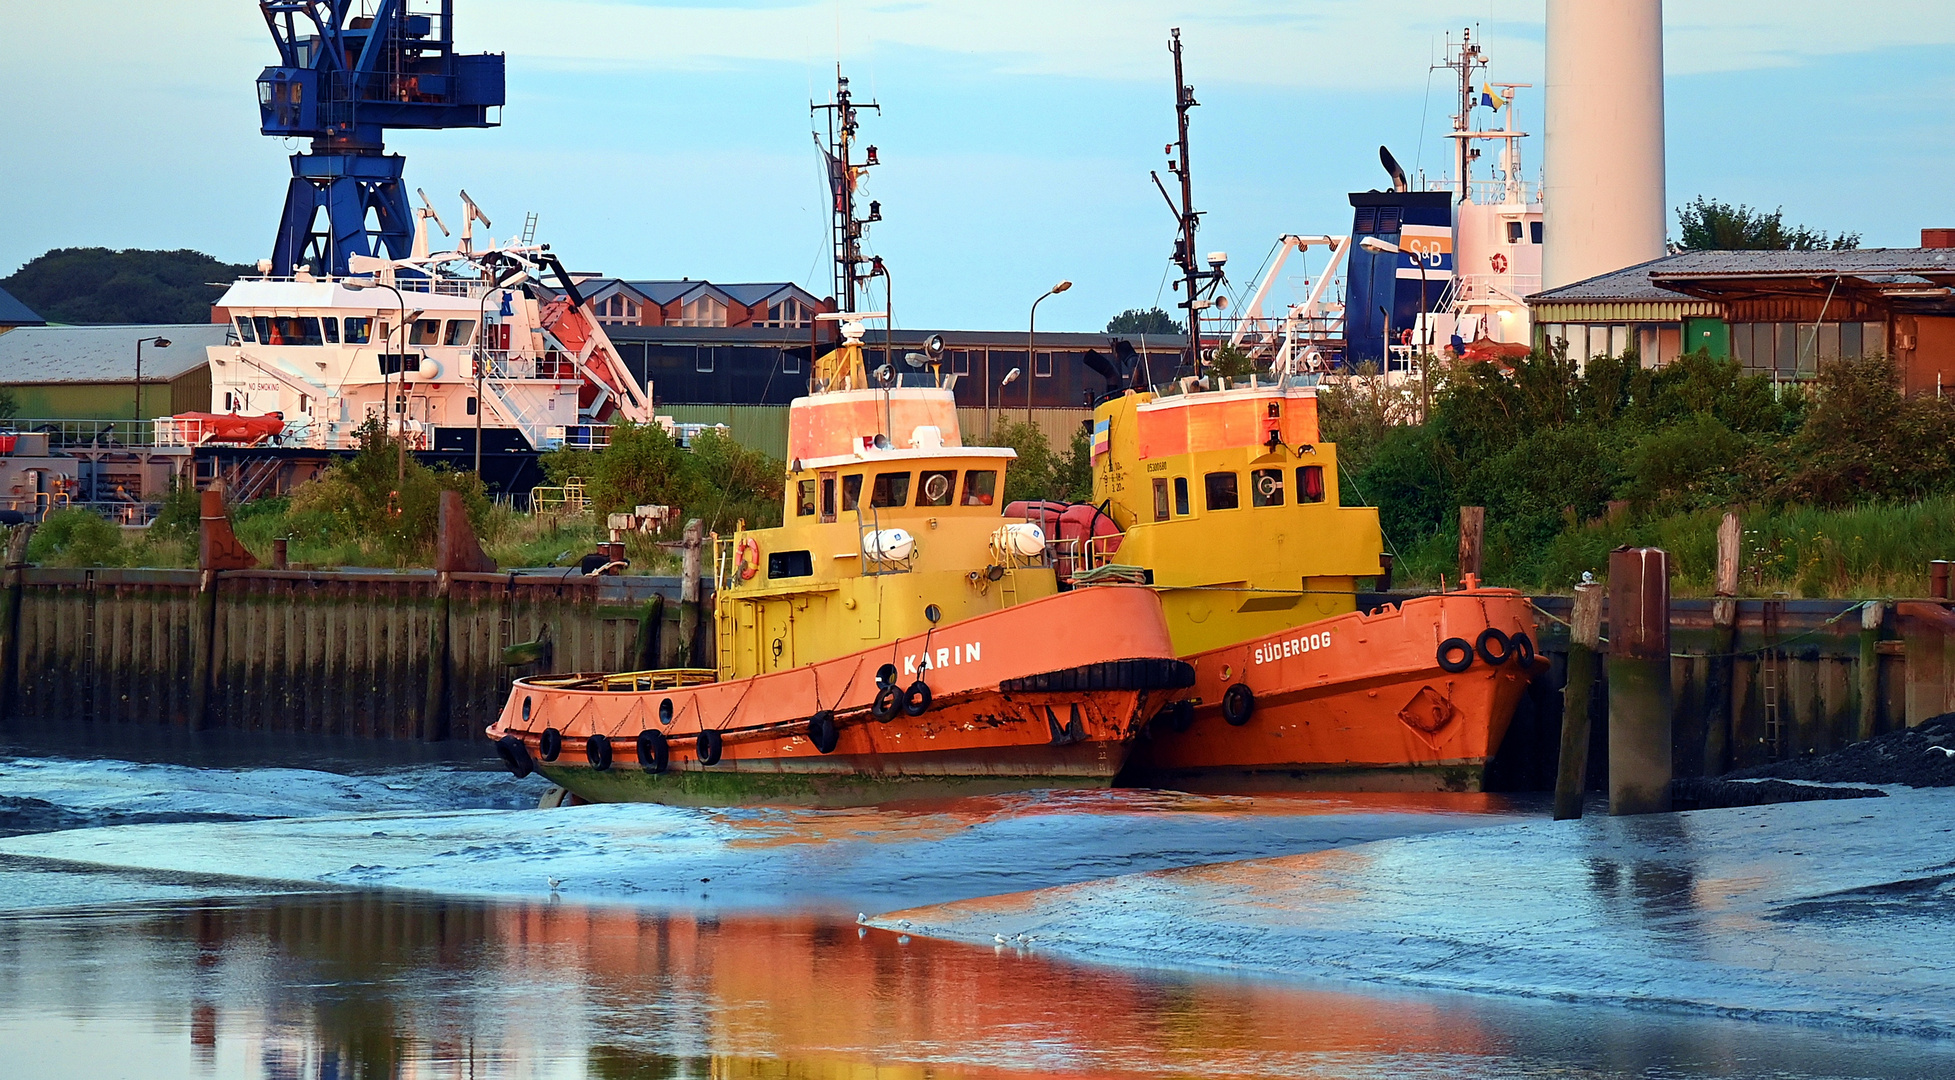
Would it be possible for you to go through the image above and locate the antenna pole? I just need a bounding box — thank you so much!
[1165,28,1215,375]
[813,68,881,314]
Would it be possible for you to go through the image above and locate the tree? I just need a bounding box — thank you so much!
[1673,198,1860,252]
[0,386,16,420]
[1,248,256,325]
[1105,307,1184,336]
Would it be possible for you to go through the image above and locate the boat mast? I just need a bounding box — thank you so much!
[1154,28,1221,376]
[1436,27,1488,203]
[813,69,881,313]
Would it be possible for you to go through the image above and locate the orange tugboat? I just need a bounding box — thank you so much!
[487,315,1191,805]
[1015,383,1540,792]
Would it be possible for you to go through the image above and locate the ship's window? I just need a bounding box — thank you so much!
[1250,468,1285,507]
[409,319,442,346]
[1297,465,1325,503]
[378,353,420,376]
[870,472,911,508]
[1530,220,1544,244]
[443,319,475,347]
[252,316,272,342]
[1204,471,1239,511]
[343,317,371,344]
[465,397,477,416]
[235,316,256,342]
[796,479,817,517]
[767,550,813,579]
[918,470,955,507]
[1173,477,1190,516]
[841,474,863,512]
[961,470,997,506]
[267,316,323,346]
[322,317,339,344]
[1152,478,1170,522]
[820,473,837,522]
[1506,220,1524,244]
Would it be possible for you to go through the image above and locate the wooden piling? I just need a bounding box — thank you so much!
[1458,506,1485,585]
[188,569,218,730]
[1859,601,1885,741]
[0,525,33,721]
[679,518,704,667]
[1607,546,1674,816]
[423,573,451,741]
[635,592,665,670]
[1552,580,1603,821]
[1697,511,1742,776]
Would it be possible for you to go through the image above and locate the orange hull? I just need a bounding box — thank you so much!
[488,585,1192,806]
[1123,589,1542,792]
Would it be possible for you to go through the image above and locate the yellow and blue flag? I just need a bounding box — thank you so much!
[1091,417,1111,462]
[1479,83,1507,109]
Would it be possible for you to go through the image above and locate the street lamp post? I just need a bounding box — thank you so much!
[1027,280,1072,430]
[134,336,171,441]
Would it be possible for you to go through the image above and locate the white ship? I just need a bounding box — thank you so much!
[175,193,652,458]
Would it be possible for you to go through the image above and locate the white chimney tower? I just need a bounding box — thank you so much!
[1542,0,1667,289]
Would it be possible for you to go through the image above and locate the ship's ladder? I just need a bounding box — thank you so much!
[1762,597,1785,759]
[713,535,738,678]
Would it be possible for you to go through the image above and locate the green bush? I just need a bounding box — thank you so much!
[27,508,131,567]
[283,418,487,565]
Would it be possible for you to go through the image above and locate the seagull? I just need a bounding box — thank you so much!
[1580,571,1596,585]
[994,934,1008,944]
[1929,745,1955,758]
[547,877,564,892]
[857,912,868,924]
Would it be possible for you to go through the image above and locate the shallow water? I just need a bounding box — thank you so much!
[4,893,1953,1080]
[2,743,1951,1078]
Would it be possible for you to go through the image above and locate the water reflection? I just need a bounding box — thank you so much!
[4,893,1952,1080]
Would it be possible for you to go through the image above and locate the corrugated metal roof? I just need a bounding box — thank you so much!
[0,285,45,327]
[0,323,229,384]
[1532,248,1955,304]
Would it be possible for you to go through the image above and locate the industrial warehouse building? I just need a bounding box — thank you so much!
[0,323,227,422]
[1528,237,1955,393]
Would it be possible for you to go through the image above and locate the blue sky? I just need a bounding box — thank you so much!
[2,1,1951,331]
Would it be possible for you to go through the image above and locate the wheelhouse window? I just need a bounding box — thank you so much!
[1204,471,1239,511]
[841,474,863,512]
[820,472,838,522]
[322,317,339,344]
[796,479,817,517]
[343,317,371,344]
[918,470,956,507]
[379,353,421,376]
[871,472,912,508]
[235,316,256,342]
[961,470,997,506]
[1152,478,1170,521]
[1250,468,1285,507]
[443,319,475,347]
[1174,477,1190,516]
[767,550,814,579]
[257,316,324,346]
[409,319,442,346]
[1296,465,1325,503]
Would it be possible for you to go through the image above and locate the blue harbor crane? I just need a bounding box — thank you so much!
[256,0,504,275]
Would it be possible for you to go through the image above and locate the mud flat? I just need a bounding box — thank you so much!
[872,787,1955,1038]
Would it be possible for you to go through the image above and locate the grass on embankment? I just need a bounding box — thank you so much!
[1388,496,1955,598]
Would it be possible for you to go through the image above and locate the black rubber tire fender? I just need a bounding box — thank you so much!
[539,726,563,762]
[1222,683,1256,726]
[903,679,931,716]
[586,733,613,771]
[696,728,724,766]
[636,730,669,773]
[1476,627,1514,666]
[871,683,904,722]
[1511,630,1537,668]
[495,734,534,779]
[808,710,840,754]
[1437,637,1474,673]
